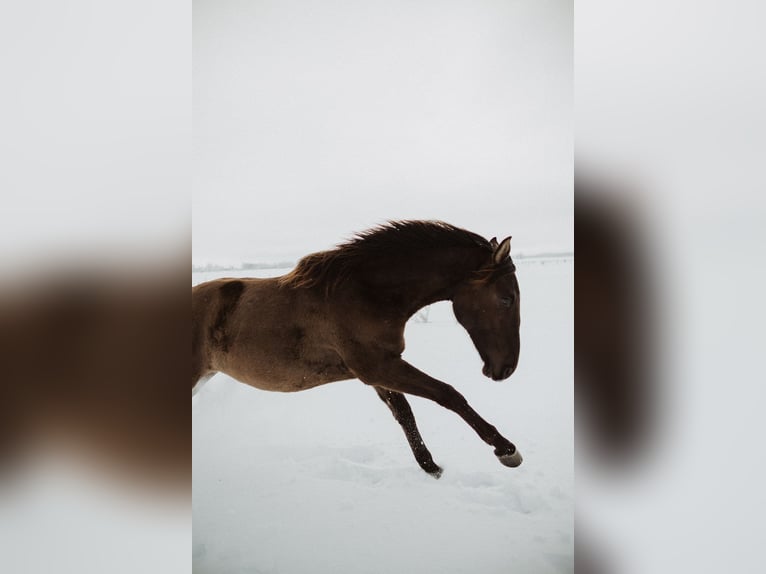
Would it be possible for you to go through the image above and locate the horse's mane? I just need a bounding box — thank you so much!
[279,220,495,291]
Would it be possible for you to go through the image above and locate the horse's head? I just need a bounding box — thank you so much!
[452,236,520,381]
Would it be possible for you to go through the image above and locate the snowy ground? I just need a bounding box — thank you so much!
[192,258,573,574]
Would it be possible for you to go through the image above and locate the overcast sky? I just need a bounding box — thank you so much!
[193,0,572,264]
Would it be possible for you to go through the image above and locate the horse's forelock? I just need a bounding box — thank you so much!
[470,257,517,285]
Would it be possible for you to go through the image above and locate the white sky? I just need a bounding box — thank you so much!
[193,0,572,264]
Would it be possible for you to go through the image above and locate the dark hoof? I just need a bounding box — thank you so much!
[497,449,523,468]
[421,461,443,479]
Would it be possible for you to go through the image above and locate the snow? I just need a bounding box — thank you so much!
[192,258,573,574]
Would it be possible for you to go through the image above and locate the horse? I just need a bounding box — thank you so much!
[192,220,522,478]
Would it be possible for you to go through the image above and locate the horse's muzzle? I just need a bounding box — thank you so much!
[483,363,516,381]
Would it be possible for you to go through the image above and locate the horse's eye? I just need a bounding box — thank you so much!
[500,296,513,308]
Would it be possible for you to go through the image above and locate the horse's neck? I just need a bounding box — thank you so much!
[396,248,485,316]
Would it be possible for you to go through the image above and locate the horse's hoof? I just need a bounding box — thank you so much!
[421,462,443,479]
[497,450,523,468]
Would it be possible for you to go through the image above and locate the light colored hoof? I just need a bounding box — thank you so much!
[498,450,523,468]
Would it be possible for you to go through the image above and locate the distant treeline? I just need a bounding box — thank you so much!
[192,261,295,273]
[516,252,574,261]
[192,252,573,273]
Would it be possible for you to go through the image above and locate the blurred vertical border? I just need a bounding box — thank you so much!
[0,1,190,573]
[576,1,766,572]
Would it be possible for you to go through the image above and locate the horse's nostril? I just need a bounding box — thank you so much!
[502,366,515,379]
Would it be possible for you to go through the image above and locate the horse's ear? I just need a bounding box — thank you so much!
[493,236,511,264]
[489,237,498,249]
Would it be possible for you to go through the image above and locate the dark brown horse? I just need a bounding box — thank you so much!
[192,221,522,477]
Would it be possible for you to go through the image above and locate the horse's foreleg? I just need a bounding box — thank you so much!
[358,358,522,468]
[375,388,443,478]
